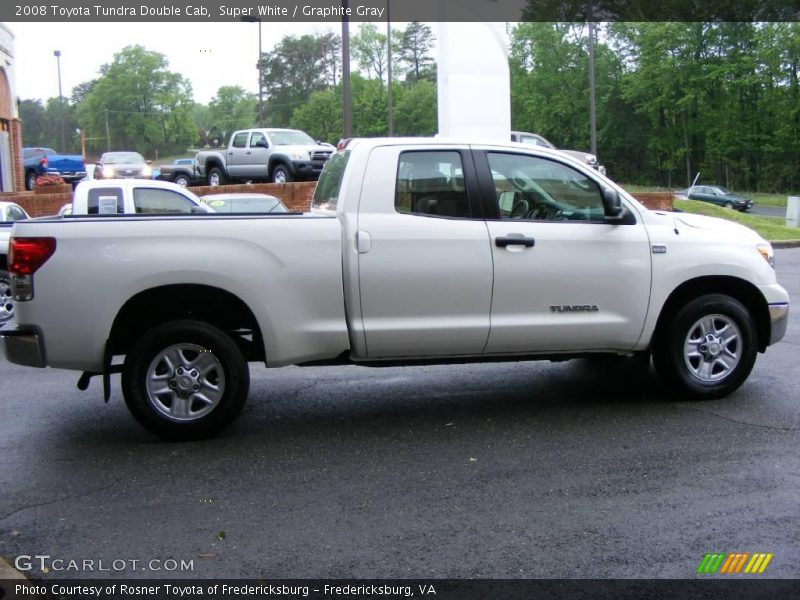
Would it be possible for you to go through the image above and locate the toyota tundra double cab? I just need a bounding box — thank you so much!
[1,137,789,440]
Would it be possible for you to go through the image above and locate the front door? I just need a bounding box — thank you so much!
[476,150,652,354]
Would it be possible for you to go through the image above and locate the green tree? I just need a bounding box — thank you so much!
[353,24,389,86]
[259,34,331,126]
[19,99,47,147]
[396,22,435,82]
[75,45,195,157]
[208,86,257,134]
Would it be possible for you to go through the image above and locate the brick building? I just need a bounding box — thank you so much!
[0,24,23,192]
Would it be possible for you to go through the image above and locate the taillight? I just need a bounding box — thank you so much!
[39,156,48,168]
[9,237,57,276]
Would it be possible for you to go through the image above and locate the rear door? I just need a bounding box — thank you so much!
[226,132,250,177]
[355,145,493,358]
[476,148,652,353]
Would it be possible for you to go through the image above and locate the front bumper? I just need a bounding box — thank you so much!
[769,303,789,345]
[0,323,46,367]
[290,160,327,180]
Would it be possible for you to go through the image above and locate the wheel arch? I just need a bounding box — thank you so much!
[268,156,293,176]
[653,276,771,353]
[109,284,265,362]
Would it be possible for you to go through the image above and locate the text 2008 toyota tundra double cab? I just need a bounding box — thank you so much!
[1,138,790,439]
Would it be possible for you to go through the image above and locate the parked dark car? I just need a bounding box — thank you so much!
[200,193,289,213]
[675,185,753,212]
[157,157,203,187]
[95,151,152,180]
[23,147,86,190]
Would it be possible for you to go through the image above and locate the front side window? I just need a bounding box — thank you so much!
[395,151,470,218]
[249,132,267,148]
[487,152,604,222]
[231,133,248,149]
[133,188,195,214]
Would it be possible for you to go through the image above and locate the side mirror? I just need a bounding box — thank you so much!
[255,140,269,148]
[602,188,627,221]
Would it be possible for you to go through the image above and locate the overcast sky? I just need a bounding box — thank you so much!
[10,21,340,105]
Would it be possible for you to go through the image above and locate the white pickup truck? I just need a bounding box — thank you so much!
[0,138,790,440]
[70,179,209,215]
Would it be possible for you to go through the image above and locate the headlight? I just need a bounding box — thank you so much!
[102,167,115,178]
[288,151,308,160]
[141,165,152,177]
[757,243,775,268]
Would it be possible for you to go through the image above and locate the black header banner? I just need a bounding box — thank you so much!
[3,0,800,23]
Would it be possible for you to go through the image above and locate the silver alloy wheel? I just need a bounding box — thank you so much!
[683,313,742,383]
[175,175,190,187]
[27,172,37,190]
[0,271,13,323]
[145,343,225,422]
[208,171,221,186]
[273,168,287,183]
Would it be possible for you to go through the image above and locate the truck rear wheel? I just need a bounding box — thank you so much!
[653,294,757,399]
[122,319,249,440]
[207,167,225,187]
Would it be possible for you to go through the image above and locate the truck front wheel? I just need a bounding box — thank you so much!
[271,164,293,184]
[653,294,757,399]
[122,319,249,440]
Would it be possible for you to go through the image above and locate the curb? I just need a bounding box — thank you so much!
[772,240,800,248]
[0,557,26,581]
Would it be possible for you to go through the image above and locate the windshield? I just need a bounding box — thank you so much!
[270,131,316,146]
[102,152,145,164]
[312,151,350,210]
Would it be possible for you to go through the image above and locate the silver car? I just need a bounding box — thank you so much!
[96,151,152,180]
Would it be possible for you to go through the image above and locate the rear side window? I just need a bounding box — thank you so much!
[87,187,124,214]
[133,188,196,214]
[395,151,470,218]
[312,151,350,210]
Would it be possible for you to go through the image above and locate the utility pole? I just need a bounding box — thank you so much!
[105,109,111,151]
[386,0,393,136]
[54,50,66,150]
[241,16,264,127]
[587,5,598,157]
[341,0,352,138]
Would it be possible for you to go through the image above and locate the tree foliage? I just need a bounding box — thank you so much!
[208,86,257,136]
[396,22,436,82]
[74,45,195,157]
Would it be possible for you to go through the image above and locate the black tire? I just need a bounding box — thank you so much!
[271,164,293,183]
[122,319,249,440]
[652,294,757,399]
[723,201,734,209]
[207,167,225,187]
[174,174,190,187]
[25,171,37,191]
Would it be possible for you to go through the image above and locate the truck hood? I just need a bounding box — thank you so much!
[660,211,766,244]
[279,144,333,157]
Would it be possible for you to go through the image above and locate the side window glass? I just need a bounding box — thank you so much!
[87,187,124,214]
[487,153,605,222]
[249,132,267,148]
[232,133,248,148]
[8,207,26,221]
[133,188,195,214]
[395,151,470,218]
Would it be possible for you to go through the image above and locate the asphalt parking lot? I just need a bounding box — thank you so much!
[0,249,798,581]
